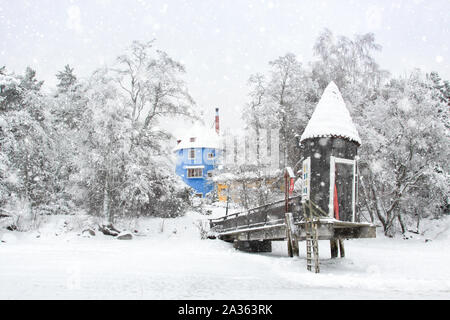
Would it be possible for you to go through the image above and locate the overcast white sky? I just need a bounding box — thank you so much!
[1,0,449,134]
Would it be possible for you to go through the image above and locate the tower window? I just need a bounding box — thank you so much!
[188,149,196,159]
[187,168,203,178]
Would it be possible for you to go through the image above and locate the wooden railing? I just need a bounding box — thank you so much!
[209,195,302,233]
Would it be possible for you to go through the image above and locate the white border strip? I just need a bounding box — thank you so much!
[329,156,357,221]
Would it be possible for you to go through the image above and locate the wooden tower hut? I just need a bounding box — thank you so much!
[208,88,374,270]
[299,81,361,222]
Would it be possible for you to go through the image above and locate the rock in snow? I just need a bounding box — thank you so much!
[98,224,120,236]
[300,81,361,145]
[82,228,96,237]
[117,232,133,240]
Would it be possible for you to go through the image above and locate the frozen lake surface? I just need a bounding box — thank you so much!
[1,213,449,299]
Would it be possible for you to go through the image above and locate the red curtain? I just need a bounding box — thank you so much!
[334,183,339,220]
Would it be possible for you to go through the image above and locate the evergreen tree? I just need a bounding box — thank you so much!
[0,68,59,229]
[52,65,86,130]
[56,65,78,94]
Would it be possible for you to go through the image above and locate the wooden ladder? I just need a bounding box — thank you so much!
[303,200,323,273]
[305,217,320,273]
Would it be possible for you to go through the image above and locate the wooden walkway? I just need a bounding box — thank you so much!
[209,196,375,242]
[208,196,376,272]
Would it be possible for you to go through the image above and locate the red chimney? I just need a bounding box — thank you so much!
[215,108,220,134]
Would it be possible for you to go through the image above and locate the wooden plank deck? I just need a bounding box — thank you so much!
[208,197,376,243]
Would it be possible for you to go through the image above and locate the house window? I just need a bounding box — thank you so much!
[188,149,196,159]
[190,137,196,142]
[207,152,215,160]
[187,168,203,178]
[207,171,213,178]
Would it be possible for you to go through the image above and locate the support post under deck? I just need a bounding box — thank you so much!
[330,239,345,258]
[285,212,299,257]
[339,239,345,258]
[330,239,339,258]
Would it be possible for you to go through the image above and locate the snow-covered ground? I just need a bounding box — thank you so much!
[0,210,449,300]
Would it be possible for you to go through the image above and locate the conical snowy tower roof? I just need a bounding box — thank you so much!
[300,81,361,145]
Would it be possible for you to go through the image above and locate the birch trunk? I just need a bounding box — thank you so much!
[102,175,111,225]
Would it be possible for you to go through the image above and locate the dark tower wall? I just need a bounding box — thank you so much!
[300,137,359,221]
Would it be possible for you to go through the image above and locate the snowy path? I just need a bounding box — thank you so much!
[0,215,449,299]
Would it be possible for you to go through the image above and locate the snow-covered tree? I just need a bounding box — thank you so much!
[243,54,319,170]
[0,68,62,229]
[75,69,130,223]
[52,65,87,130]
[56,65,78,94]
[48,66,88,215]
[76,41,197,224]
[242,73,267,165]
[358,70,449,236]
[311,28,389,96]
[427,71,450,108]
[114,40,197,130]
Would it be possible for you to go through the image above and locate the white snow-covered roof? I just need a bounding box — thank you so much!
[212,168,282,183]
[300,81,361,145]
[173,124,222,151]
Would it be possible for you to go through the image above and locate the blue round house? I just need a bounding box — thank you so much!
[174,110,222,198]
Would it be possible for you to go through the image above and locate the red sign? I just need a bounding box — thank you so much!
[289,178,295,195]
